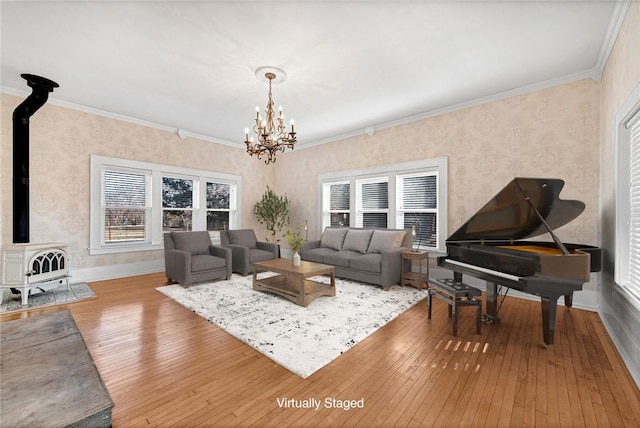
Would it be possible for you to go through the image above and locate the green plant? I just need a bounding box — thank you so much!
[253,186,290,242]
[286,227,304,254]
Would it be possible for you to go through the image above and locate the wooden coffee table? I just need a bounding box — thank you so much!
[252,258,336,307]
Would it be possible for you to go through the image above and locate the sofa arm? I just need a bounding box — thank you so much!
[210,245,232,278]
[257,241,279,258]
[380,247,407,287]
[165,248,191,284]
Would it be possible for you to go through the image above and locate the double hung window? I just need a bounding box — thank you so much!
[90,156,241,254]
[103,169,151,244]
[319,158,447,252]
[616,84,640,306]
[323,182,350,227]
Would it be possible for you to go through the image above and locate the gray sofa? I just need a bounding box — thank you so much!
[299,227,412,290]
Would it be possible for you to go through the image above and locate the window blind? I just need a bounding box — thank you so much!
[356,177,388,228]
[396,172,438,248]
[103,170,150,244]
[628,112,640,299]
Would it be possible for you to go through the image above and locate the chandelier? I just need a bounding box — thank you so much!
[244,68,296,164]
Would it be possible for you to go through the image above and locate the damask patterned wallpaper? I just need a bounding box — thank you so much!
[275,79,600,256]
[0,95,276,273]
[1,78,600,283]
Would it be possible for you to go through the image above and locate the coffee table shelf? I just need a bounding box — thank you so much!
[252,258,336,307]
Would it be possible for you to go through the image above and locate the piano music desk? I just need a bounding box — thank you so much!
[427,278,482,337]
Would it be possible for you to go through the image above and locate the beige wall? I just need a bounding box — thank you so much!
[275,79,600,267]
[0,94,275,275]
[598,1,640,386]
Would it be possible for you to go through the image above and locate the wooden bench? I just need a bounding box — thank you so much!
[427,278,482,336]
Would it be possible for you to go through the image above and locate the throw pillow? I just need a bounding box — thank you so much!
[320,228,348,250]
[342,229,374,253]
[227,230,258,249]
[367,230,406,253]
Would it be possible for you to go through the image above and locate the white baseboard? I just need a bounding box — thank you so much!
[70,260,164,284]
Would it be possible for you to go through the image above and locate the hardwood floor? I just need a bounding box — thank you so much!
[2,273,640,427]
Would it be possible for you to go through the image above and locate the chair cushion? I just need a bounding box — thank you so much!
[171,231,211,255]
[227,230,258,249]
[367,230,406,253]
[191,254,226,272]
[350,253,382,273]
[249,248,274,263]
[320,228,348,250]
[342,229,374,253]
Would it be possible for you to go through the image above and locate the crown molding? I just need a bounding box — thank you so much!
[591,0,632,82]
[0,86,240,148]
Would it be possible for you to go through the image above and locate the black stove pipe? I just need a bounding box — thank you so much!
[12,74,59,243]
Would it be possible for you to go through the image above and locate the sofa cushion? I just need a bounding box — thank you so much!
[342,229,374,253]
[367,230,406,253]
[172,231,211,255]
[324,251,362,268]
[350,253,382,273]
[301,247,335,264]
[227,229,257,249]
[191,254,226,272]
[320,228,348,251]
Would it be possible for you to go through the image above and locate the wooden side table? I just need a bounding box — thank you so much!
[401,250,429,289]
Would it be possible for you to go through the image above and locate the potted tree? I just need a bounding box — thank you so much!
[253,186,290,242]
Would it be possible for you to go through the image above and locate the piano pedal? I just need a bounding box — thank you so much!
[482,314,500,325]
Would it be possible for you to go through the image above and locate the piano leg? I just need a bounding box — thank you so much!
[482,282,501,324]
[541,296,557,346]
[564,292,573,308]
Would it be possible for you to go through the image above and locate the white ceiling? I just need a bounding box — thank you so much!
[0,1,625,148]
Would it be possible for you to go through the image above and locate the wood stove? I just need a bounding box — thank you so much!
[1,243,70,306]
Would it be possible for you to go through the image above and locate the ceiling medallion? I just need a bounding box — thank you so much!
[244,67,296,164]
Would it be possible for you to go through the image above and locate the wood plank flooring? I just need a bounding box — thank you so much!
[2,273,640,427]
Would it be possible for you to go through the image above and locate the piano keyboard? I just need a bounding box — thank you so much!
[444,259,523,282]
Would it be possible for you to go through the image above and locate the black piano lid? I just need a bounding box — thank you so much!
[447,177,585,242]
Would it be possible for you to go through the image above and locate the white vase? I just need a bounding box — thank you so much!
[292,252,301,267]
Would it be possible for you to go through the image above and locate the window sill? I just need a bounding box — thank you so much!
[88,243,164,255]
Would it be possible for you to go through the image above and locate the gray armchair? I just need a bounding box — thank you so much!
[219,229,279,275]
[164,231,232,286]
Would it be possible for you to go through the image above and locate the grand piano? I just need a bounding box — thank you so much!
[438,177,601,346]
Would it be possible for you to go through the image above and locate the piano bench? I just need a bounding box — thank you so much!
[427,278,482,337]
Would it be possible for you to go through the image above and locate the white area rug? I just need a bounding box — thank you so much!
[156,274,428,378]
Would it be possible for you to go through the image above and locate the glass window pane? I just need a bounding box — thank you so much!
[207,211,230,231]
[162,177,193,208]
[163,210,192,232]
[402,175,437,209]
[330,213,350,227]
[363,212,387,228]
[330,183,350,210]
[104,208,147,243]
[104,171,147,207]
[207,182,230,209]
[361,181,388,209]
[403,212,437,248]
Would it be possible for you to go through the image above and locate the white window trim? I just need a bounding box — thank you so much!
[317,157,448,252]
[614,81,640,307]
[90,155,242,255]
